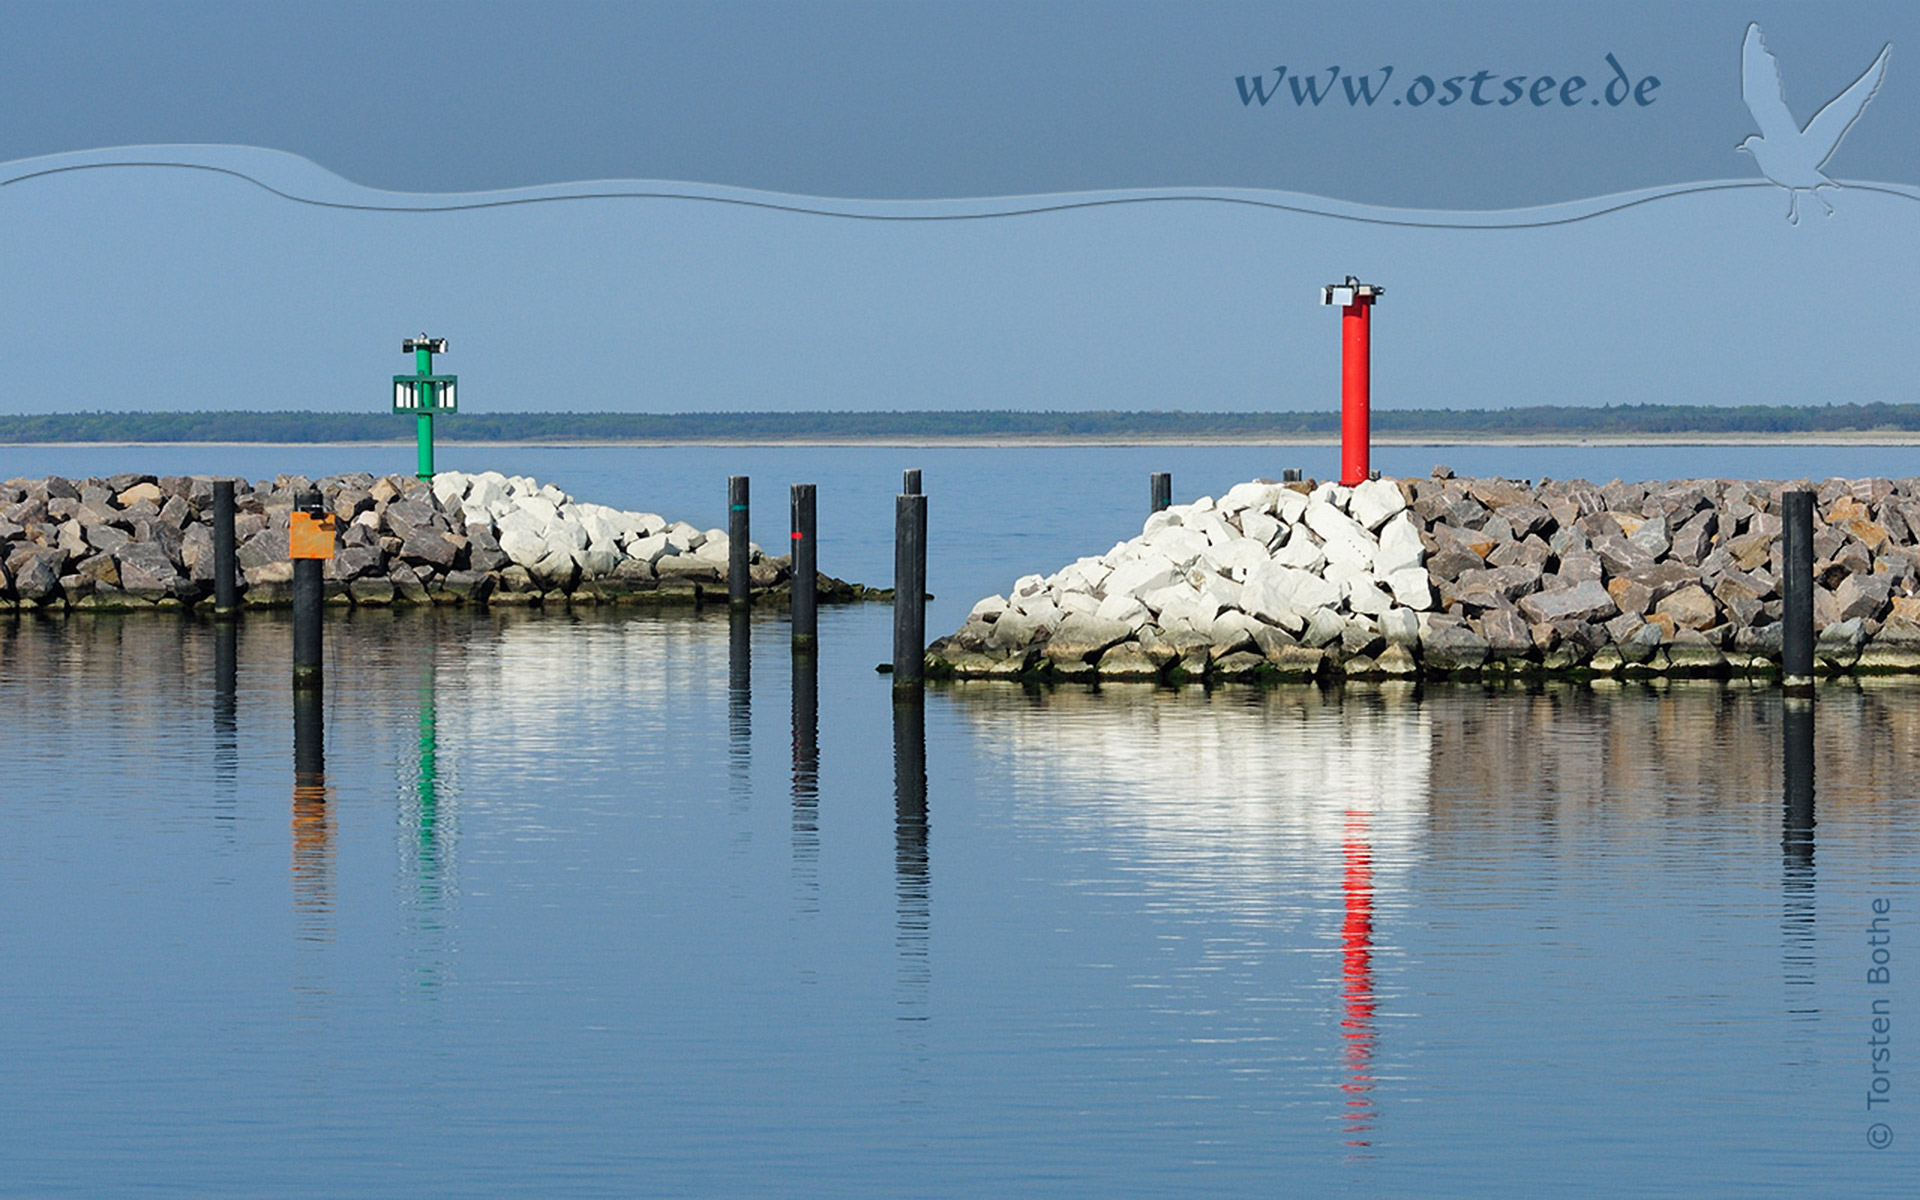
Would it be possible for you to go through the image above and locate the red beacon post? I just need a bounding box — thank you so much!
[1321,276,1384,486]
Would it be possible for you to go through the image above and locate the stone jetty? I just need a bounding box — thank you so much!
[0,470,873,611]
[927,470,1920,682]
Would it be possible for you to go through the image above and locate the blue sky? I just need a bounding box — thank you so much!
[0,1,1916,414]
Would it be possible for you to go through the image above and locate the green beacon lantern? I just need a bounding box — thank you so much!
[392,334,456,479]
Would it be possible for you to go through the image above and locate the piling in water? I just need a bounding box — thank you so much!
[728,475,751,610]
[893,492,928,693]
[212,479,238,616]
[293,679,325,792]
[291,488,325,688]
[1782,490,1814,693]
[790,483,818,651]
[1782,695,1815,868]
[1150,472,1171,513]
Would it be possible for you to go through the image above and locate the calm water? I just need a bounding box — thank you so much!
[1,444,1917,1196]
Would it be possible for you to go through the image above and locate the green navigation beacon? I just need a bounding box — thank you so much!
[392,335,456,479]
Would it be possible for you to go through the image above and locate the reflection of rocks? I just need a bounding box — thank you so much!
[954,682,1433,878]
[930,472,1920,683]
[0,471,877,611]
[1422,677,1920,826]
[946,675,1920,916]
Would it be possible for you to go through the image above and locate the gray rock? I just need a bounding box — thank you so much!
[400,527,460,569]
[1518,579,1616,625]
[1627,514,1671,559]
[439,569,495,604]
[1421,621,1490,672]
[115,543,178,597]
[1478,607,1533,657]
[1591,533,1655,578]
[327,544,384,582]
[1094,642,1162,680]
[1619,619,1665,664]
[1832,572,1893,623]
[1380,607,1420,647]
[349,578,396,605]
[1301,607,1345,648]
[1046,615,1134,663]
[1424,540,1485,583]
[1340,618,1384,657]
[1669,513,1716,563]
[1495,501,1551,539]
[529,549,580,590]
[237,527,287,570]
[390,563,433,604]
[7,549,60,601]
[1666,629,1727,675]
[1817,617,1867,666]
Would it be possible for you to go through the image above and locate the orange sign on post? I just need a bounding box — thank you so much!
[289,512,337,560]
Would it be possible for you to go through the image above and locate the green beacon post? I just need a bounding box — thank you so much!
[393,335,456,479]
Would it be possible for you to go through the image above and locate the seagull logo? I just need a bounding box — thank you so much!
[1739,22,1890,223]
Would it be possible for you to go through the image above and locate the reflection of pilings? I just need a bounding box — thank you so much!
[1782,696,1817,1023]
[291,683,332,940]
[729,612,752,819]
[791,649,820,911]
[213,620,238,799]
[414,660,443,901]
[1339,812,1377,1151]
[893,698,929,1020]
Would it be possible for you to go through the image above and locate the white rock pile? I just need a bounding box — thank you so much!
[932,478,1432,681]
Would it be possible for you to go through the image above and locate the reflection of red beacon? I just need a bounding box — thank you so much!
[1321,277,1384,487]
[1339,810,1377,1148]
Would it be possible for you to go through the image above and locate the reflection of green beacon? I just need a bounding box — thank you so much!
[392,335,457,480]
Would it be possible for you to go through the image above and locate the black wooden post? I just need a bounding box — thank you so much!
[292,489,324,689]
[728,475,751,610]
[893,492,927,692]
[1150,472,1171,513]
[1782,489,1814,693]
[790,483,817,651]
[213,479,239,616]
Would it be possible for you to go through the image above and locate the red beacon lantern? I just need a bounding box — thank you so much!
[1321,277,1383,486]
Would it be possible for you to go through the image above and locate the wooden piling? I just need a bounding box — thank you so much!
[790,483,817,651]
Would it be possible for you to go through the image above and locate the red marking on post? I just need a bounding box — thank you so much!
[1340,297,1373,487]
[791,531,804,539]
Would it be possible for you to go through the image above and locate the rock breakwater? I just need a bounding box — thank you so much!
[0,470,872,611]
[928,471,1920,682]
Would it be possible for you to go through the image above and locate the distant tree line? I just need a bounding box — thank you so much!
[3,404,1920,442]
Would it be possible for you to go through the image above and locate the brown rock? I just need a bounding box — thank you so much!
[1827,495,1869,525]
[1725,530,1774,571]
[1654,583,1719,631]
[1607,577,1653,616]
